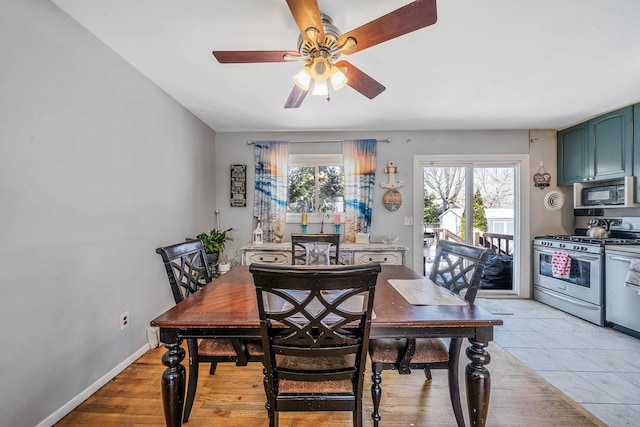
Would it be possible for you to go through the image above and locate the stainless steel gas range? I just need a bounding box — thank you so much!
[533,233,640,326]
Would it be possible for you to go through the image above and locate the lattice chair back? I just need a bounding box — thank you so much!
[250,263,381,426]
[429,240,492,304]
[156,240,212,304]
[291,233,341,265]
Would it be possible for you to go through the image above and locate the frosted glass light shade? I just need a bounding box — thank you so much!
[292,66,312,91]
[329,66,347,90]
[312,80,329,96]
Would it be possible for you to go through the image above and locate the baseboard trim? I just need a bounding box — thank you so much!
[36,343,151,427]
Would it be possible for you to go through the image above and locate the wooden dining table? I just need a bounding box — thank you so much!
[150,264,503,427]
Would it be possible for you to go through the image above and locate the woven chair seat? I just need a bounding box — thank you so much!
[199,338,263,357]
[369,338,448,364]
[279,378,353,394]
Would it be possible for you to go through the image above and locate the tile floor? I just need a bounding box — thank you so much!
[478,298,640,427]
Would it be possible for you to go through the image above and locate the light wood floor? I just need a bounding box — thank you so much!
[56,343,605,426]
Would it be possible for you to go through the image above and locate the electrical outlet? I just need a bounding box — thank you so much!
[404,216,413,226]
[120,311,130,330]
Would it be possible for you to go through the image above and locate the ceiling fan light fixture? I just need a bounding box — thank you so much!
[329,66,347,91]
[310,56,330,82]
[292,65,312,91]
[312,80,329,96]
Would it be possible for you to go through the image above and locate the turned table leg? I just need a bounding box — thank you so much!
[465,339,491,427]
[161,340,186,427]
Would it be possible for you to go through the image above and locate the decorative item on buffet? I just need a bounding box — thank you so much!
[252,221,263,244]
[301,213,308,234]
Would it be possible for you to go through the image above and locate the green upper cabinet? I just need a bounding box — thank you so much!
[557,106,633,185]
[557,123,588,185]
[589,106,633,181]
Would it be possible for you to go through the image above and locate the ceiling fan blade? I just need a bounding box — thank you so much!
[284,86,309,109]
[336,60,386,99]
[337,0,437,55]
[212,51,299,63]
[286,0,324,44]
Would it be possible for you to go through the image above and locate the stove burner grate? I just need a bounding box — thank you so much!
[537,235,640,246]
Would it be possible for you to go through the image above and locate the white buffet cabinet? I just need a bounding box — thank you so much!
[240,242,408,266]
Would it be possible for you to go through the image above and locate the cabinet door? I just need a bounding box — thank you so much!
[557,123,588,185]
[589,106,633,181]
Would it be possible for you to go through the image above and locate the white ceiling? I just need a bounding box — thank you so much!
[52,0,640,132]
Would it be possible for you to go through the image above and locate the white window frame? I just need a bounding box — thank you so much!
[287,154,344,224]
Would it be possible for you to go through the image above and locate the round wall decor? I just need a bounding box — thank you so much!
[544,190,565,211]
[383,189,402,211]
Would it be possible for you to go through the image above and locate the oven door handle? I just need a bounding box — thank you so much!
[534,248,600,262]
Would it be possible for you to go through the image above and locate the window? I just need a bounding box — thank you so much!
[288,154,344,213]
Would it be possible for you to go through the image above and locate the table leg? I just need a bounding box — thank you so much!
[161,340,186,427]
[465,339,491,427]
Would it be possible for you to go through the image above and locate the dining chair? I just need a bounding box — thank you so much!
[291,233,341,265]
[368,240,492,427]
[156,240,263,423]
[250,263,381,427]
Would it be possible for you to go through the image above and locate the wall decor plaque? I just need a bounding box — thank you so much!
[383,189,402,211]
[230,164,246,207]
[533,163,551,189]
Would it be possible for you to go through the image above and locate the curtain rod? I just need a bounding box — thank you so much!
[247,138,391,145]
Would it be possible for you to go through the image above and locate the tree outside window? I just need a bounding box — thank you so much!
[288,155,344,213]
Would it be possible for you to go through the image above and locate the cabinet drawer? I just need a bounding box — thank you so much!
[245,251,291,265]
[354,252,402,265]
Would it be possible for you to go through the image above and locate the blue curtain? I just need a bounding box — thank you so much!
[254,141,289,242]
[342,139,377,243]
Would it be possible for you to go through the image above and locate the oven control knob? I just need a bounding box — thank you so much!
[559,243,565,248]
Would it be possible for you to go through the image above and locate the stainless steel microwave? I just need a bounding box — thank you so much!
[581,184,625,206]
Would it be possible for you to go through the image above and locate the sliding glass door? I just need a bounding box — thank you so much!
[418,156,521,294]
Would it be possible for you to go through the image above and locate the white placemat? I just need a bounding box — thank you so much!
[388,279,466,306]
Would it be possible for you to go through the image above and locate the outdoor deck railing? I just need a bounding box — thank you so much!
[476,232,513,255]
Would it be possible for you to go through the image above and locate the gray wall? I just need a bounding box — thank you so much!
[214,130,531,269]
[0,1,216,425]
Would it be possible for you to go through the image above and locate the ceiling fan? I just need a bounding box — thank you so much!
[212,0,437,108]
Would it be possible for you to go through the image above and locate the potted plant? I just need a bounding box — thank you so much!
[318,204,331,233]
[188,228,233,269]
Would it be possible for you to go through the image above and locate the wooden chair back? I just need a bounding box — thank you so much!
[250,263,381,426]
[429,239,492,304]
[291,233,341,265]
[156,240,211,303]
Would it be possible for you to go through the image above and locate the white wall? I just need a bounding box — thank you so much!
[528,130,574,237]
[0,1,216,425]
[214,130,530,270]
